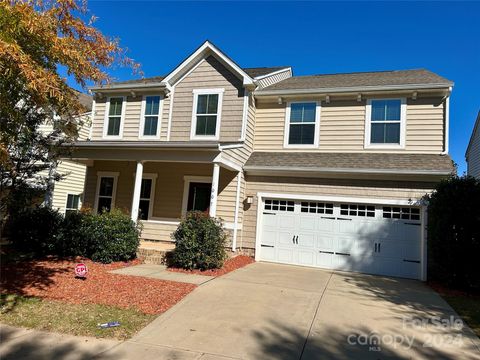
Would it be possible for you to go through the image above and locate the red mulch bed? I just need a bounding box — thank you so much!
[0,257,196,315]
[428,281,480,299]
[167,255,254,276]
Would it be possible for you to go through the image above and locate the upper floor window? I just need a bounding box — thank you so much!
[365,98,406,148]
[104,97,125,138]
[191,88,224,140]
[284,102,320,148]
[140,95,161,138]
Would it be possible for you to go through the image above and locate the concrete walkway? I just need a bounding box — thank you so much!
[0,324,119,360]
[111,264,213,285]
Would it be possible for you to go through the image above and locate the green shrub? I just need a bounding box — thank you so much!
[81,209,140,263]
[425,176,480,292]
[9,206,63,256]
[171,211,227,270]
[56,211,90,257]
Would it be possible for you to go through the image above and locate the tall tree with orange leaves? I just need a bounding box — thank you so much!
[0,0,139,220]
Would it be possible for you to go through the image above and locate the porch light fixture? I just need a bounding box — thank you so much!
[412,91,418,100]
[277,97,283,105]
[246,196,254,204]
[357,94,362,102]
[325,95,330,104]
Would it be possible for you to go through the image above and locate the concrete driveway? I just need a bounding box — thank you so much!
[104,262,480,360]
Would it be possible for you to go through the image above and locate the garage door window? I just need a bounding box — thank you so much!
[340,204,375,217]
[383,207,420,220]
[264,199,294,212]
[301,202,333,214]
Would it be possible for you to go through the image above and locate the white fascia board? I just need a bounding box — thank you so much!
[254,83,453,97]
[162,41,254,87]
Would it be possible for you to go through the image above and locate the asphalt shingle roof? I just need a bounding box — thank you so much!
[258,69,453,92]
[244,152,454,173]
[242,67,290,78]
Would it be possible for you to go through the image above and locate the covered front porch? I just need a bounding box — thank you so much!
[72,142,245,252]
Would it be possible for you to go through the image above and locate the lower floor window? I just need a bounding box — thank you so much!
[65,194,80,215]
[97,176,115,213]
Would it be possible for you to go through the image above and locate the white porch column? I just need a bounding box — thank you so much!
[232,171,242,251]
[209,163,220,217]
[131,161,144,222]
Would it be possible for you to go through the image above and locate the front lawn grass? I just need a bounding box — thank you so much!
[440,294,480,337]
[0,294,155,339]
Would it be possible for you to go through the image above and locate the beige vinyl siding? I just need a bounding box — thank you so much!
[169,56,244,142]
[254,97,445,153]
[51,160,87,214]
[467,122,480,178]
[140,221,178,242]
[90,98,106,140]
[122,96,142,140]
[240,176,436,251]
[160,95,171,140]
[255,69,292,89]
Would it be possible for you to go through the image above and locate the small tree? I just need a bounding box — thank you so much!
[0,0,139,230]
[425,176,480,291]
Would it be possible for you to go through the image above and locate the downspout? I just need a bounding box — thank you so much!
[442,88,451,155]
[232,171,242,252]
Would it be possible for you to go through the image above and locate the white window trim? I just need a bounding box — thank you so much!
[139,95,163,140]
[190,88,224,141]
[103,96,126,140]
[138,173,157,220]
[94,171,119,214]
[181,175,212,216]
[64,193,82,215]
[364,98,406,149]
[283,101,321,149]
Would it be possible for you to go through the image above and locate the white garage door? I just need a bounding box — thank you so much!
[259,198,422,279]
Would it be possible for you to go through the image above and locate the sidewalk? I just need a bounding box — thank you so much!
[0,324,120,360]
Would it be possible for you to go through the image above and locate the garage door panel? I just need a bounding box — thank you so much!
[261,229,276,246]
[317,235,334,251]
[262,213,278,227]
[299,216,316,231]
[317,252,334,268]
[279,215,296,230]
[335,236,354,254]
[278,232,295,246]
[297,233,315,249]
[376,239,404,259]
[318,218,335,232]
[260,246,275,261]
[277,248,295,263]
[298,250,315,266]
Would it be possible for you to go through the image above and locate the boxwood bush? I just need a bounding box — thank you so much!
[9,207,140,263]
[425,176,480,292]
[171,211,227,270]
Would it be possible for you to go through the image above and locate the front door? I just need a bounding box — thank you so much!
[187,182,212,213]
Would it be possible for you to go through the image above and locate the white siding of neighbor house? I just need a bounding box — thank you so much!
[467,119,480,178]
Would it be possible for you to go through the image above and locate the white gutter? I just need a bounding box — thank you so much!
[244,165,452,176]
[73,141,220,149]
[89,82,166,91]
[442,94,450,154]
[255,83,453,97]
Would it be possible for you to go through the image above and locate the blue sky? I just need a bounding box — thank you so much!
[81,1,479,173]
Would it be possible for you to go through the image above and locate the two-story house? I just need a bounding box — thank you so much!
[466,111,480,178]
[71,41,454,281]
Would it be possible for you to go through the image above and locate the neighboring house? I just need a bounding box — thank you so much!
[41,92,92,214]
[466,111,480,178]
[72,40,454,281]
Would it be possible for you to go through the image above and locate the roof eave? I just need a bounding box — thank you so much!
[255,83,454,96]
[71,141,220,150]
